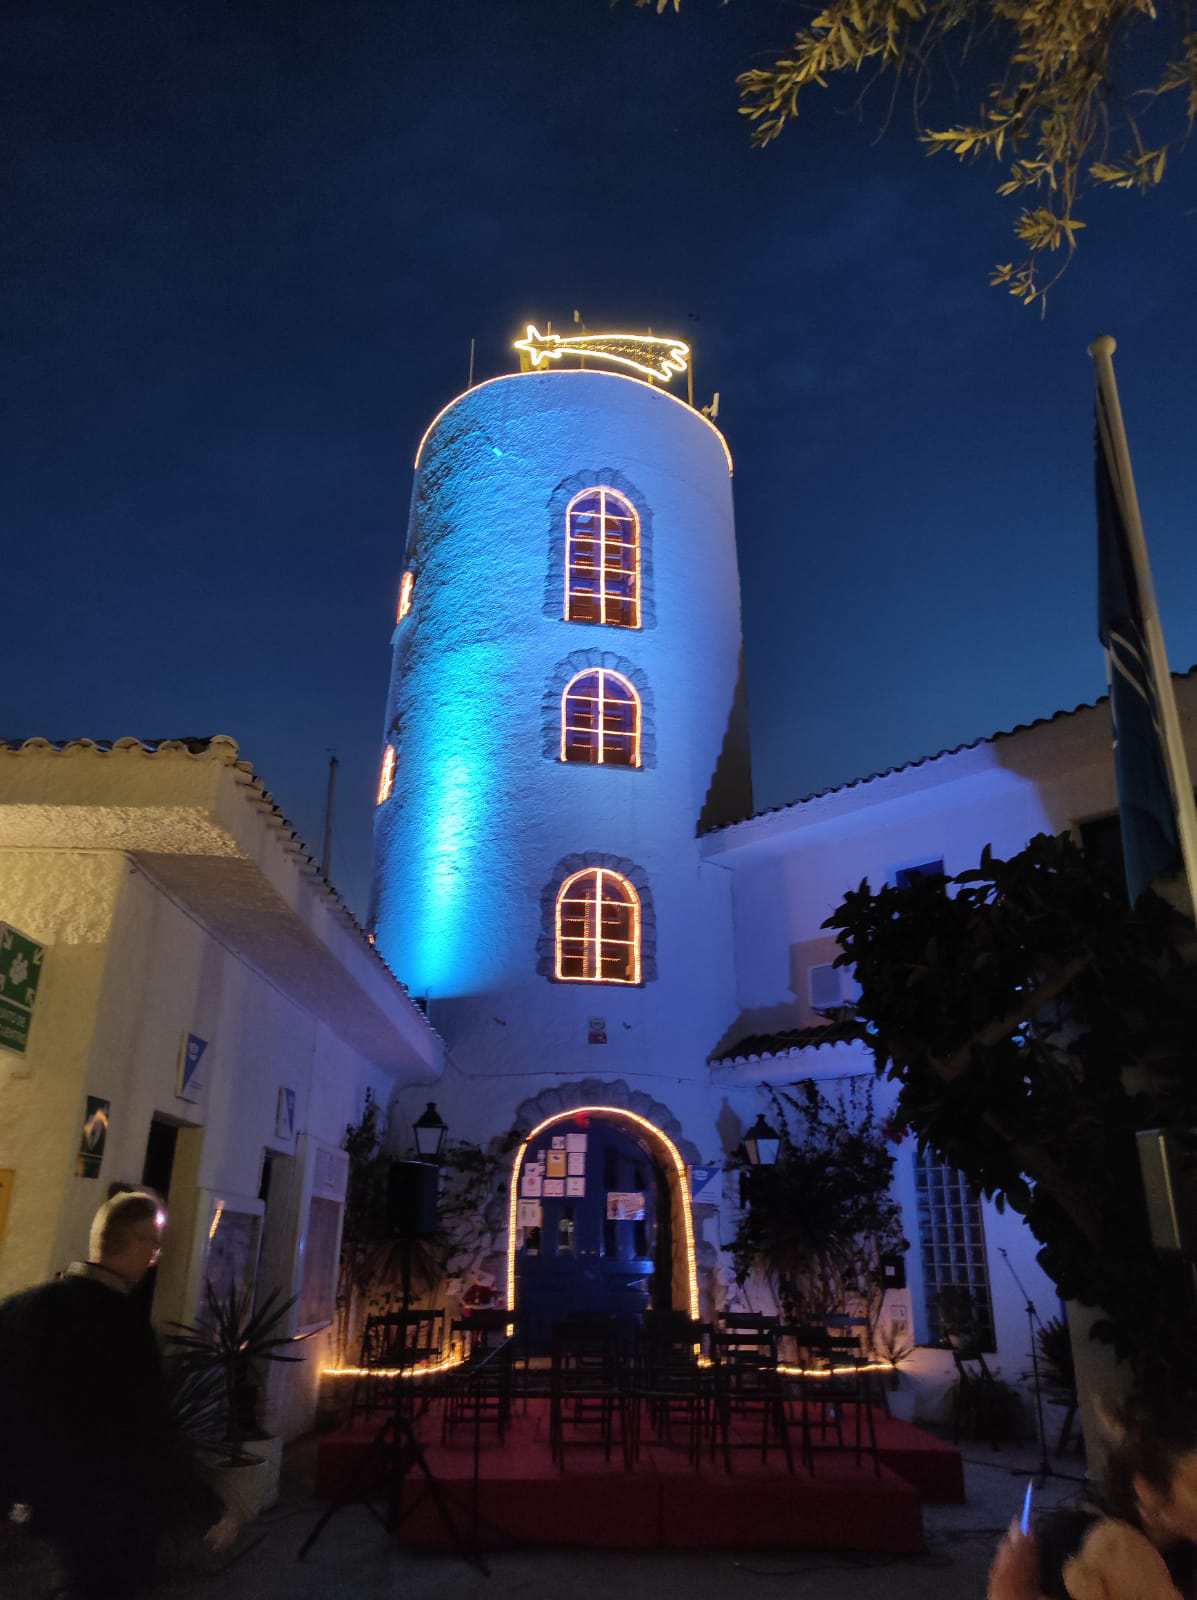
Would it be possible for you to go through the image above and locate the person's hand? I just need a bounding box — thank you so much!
[988,1519,1042,1600]
[203,1510,241,1555]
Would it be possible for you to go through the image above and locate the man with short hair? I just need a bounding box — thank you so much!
[0,1190,237,1598]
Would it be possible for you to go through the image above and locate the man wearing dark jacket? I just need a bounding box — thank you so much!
[0,1191,237,1598]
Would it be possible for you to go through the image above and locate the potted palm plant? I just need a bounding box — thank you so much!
[872,1320,917,1421]
[168,1282,308,1520]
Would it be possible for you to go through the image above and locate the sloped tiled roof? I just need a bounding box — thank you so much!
[710,1015,863,1066]
[701,666,1197,839]
[0,734,440,1044]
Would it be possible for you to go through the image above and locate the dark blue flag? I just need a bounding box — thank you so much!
[1095,397,1183,903]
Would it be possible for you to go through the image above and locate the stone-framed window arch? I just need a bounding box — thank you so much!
[540,650,657,769]
[543,470,656,631]
[536,851,657,984]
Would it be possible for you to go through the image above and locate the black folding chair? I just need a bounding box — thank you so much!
[350,1307,445,1422]
[710,1324,794,1474]
[549,1314,632,1469]
[780,1323,879,1475]
[631,1312,712,1468]
[442,1312,517,1442]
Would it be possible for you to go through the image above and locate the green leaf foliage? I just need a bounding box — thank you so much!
[729,1078,908,1327]
[631,1,1197,306]
[825,831,1197,1403]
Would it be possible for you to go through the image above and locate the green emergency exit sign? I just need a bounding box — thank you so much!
[0,923,45,1056]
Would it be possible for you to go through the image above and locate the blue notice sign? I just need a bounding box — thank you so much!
[177,1033,208,1102]
[689,1165,721,1202]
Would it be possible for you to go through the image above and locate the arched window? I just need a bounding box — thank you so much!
[555,869,640,984]
[560,670,640,767]
[376,745,396,805]
[396,570,414,622]
[565,487,640,628]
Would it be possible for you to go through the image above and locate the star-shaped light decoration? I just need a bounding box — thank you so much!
[514,324,690,384]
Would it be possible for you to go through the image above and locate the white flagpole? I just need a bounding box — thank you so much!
[1089,334,1197,920]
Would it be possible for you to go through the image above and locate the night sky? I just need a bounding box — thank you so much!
[5,1,1195,920]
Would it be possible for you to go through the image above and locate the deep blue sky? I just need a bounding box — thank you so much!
[4,0,1195,919]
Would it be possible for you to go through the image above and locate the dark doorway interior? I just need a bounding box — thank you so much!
[515,1115,669,1352]
[134,1116,179,1318]
[142,1117,178,1198]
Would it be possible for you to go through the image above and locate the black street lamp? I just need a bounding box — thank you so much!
[743,1113,780,1169]
[413,1101,447,1162]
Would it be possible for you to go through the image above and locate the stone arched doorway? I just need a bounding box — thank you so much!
[504,1084,701,1351]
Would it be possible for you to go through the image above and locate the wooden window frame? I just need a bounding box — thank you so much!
[564,487,640,629]
[554,867,641,984]
[559,668,641,767]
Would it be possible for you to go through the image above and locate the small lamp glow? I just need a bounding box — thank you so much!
[744,1114,780,1168]
[413,1102,447,1163]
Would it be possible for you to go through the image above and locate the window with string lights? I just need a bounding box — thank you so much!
[554,868,640,984]
[565,487,640,628]
[376,745,396,805]
[560,669,640,767]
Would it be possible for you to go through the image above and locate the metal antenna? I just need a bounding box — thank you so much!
[321,753,338,877]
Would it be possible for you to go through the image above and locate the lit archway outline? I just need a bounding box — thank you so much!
[504,1106,699,1322]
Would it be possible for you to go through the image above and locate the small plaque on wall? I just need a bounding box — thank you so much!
[276,1087,296,1142]
[76,1096,109,1180]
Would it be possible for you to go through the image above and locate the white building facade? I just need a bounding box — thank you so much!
[370,354,1197,1415]
[0,735,441,1440]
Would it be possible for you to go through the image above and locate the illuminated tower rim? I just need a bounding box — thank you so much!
[413,369,733,476]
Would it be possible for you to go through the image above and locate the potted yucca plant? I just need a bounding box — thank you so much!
[168,1282,308,1519]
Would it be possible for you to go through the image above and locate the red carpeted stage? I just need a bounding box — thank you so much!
[314,1399,963,1554]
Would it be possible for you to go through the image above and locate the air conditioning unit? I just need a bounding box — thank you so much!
[809,963,861,1015]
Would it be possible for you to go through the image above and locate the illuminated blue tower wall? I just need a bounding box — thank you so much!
[370,369,750,1125]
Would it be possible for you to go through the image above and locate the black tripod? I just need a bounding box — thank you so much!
[296,1381,487,1570]
[997,1247,1084,1485]
[298,1227,489,1573]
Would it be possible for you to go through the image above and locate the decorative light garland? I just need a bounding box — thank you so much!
[514,325,690,384]
[321,1352,466,1380]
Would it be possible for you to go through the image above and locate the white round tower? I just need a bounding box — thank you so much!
[370,365,749,1102]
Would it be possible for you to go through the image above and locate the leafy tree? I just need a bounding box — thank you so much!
[635,1,1197,305]
[826,832,1197,1402]
[336,1091,521,1361]
[336,1087,394,1363]
[729,1078,907,1327]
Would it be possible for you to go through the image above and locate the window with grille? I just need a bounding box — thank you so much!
[555,868,640,984]
[914,1151,995,1351]
[565,487,640,628]
[560,669,640,767]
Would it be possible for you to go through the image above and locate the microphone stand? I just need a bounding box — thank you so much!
[997,1248,1084,1485]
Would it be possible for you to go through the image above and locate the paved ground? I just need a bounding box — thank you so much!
[2,1424,1088,1600]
